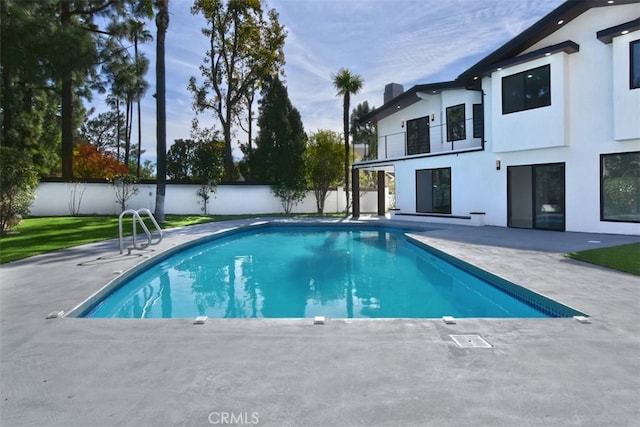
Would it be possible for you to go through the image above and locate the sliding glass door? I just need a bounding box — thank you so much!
[416,168,451,214]
[508,163,565,231]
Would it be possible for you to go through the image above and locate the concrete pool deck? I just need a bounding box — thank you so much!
[1,217,639,426]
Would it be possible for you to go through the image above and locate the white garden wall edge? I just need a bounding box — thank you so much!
[30,182,387,216]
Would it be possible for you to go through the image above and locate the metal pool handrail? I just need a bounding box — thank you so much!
[118,208,163,254]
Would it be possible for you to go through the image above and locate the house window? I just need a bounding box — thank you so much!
[416,168,451,214]
[406,116,430,155]
[601,151,640,222]
[446,104,466,142]
[631,40,640,89]
[472,103,483,139]
[502,65,551,114]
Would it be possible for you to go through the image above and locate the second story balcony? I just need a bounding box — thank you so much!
[377,116,484,160]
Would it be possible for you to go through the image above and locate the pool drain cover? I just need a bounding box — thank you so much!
[449,335,492,348]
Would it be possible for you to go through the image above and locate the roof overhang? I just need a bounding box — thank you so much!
[352,158,396,172]
[597,17,640,44]
[359,80,468,124]
[361,1,640,125]
[459,1,640,83]
[482,40,579,76]
[456,1,625,83]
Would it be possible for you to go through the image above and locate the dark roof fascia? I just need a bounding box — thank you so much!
[413,80,473,95]
[360,80,465,124]
[483,40,579,75]
[596,17,640,43]
[362,1,640,124]
[360,87,421,123]
[457,1,590,83]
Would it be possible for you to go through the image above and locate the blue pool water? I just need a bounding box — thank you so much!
[85,227,562,319]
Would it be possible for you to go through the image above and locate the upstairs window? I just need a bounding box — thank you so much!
[406,116,430,155]
[502,65,551,114]
[446,104,466,142]
[631,40,640,89]
[472,103,483,139]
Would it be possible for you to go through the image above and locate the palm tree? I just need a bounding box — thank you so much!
[125,19,153,177]
[332,68,363,214]
[154,0,169,222]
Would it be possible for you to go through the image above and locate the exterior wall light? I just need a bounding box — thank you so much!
[496,160,501,170]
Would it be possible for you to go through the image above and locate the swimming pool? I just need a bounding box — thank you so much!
[80,224,585,319]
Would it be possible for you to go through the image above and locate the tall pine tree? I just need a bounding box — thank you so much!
[249,76,307,213]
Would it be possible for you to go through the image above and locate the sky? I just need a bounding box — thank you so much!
[88,0,566,164]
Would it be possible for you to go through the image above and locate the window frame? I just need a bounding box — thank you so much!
[630,40,640,90]
[445,104,466,142]
[501,64,551,114]
[405,116,430,155]
[415,167,451,214]
[600,151,640,223]
[472,103,483,139]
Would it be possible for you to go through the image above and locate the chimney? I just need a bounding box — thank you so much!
[384,83,404,104]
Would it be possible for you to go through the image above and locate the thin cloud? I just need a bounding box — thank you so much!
[89,0,564,162]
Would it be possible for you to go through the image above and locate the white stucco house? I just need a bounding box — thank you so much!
[354,0,640,235]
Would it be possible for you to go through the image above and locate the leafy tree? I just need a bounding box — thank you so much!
[125,18,154,177]
[1,0,152,179]
[0,147,39,233]
[101,12,152,170]
[73,142,129,179]
[166,139,196,180]
[58,0,147,179]
[139,159,156,179]
[154,0,169,222]
[250,76,307,213]
[332,68,363,213]
[192,138,224,215]
[236,88,257,178]
[350,101,379,191]
[305,130,344,214]
[188,0,286,182]
[80,110,123,152]
[350,101,377,160]
[1,1,63,176]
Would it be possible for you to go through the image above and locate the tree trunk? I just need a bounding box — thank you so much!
[222,120,234,183]
[116,99,121,161]
[60,2,74,179]
[136,98,142,177]
[135,36,142,178]
[124,97,132,168]
[154,0,169,222]
[343,93,350,213]
[2,65,14,145]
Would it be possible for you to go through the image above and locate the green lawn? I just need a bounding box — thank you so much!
[0,213,343,264]
[8,215,634,274]
[568,243,640,276]
[0,215,214,264]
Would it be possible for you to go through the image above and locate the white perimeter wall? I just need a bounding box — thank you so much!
[30,182,386,216]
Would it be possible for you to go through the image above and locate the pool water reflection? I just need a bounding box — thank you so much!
[85,228,549,319]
